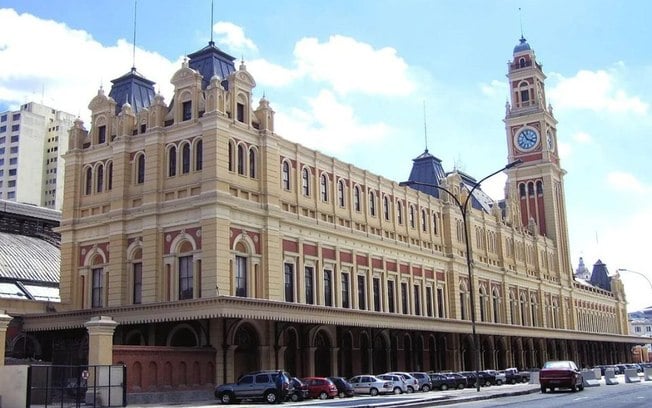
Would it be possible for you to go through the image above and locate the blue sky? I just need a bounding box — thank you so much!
[2,1,652,312]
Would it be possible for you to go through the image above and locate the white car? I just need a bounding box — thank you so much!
[383,372,419,393]
[376,374,408,394]
[348,375,393,396]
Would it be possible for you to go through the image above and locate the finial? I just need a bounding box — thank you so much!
[423,100,429,153]
[518,7,525,40]
[210,0,215,45]
[132,0,138,71]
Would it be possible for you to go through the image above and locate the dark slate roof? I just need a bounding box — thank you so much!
[0,231,60,284]
[590,259,611,292]
[108,67,156,115]
[406,150,446,198]
[513,36,531,54]
[188,41,236,90]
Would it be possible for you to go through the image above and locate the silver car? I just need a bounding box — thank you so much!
[385,371,419,393]
[409,372,433,391]
[376,374,408,394]
[348,375,393,396]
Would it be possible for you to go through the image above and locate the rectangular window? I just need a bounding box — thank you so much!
[179,255,193,300]
[324,269,333,307]
[0,114,6,122]
[98,125,106,144]
[414,285,421,316]
[426,287,433,317]
[8,169,16,176]
[11,124,19,132]
[10,146,17,154]
[341,273,350,308]
[387,281,395,313]
[284,263,294,302]
[133,262,142,304]
[357,275,366,310]
[235,255,247,297]
[237,103,245,122]
[0,127,5,133]
[12,113,20,121]
[8,180,15,187]
[520,89,530,102]
[373,277,381,312]
[182,101,192,121]
[401,282,408,314]
[10,135,18,142]
[7,191,14,199]
[91,267,103,308]
[0,147,4,154]
[9,158,17,165]
[305,266,314,305]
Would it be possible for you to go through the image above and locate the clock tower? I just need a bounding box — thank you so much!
[504,36,572,279]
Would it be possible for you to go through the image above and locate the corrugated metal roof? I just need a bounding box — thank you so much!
[0,231,60,283]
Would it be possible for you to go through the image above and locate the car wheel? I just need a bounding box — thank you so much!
[496,379,503,385]
[393,387,402,394]
[440,384,448,391]
[457,383,465,390]
[422,384,430,392]
[370,388,379,396]
[484,380,491,387]
[220,392,235,404]
[511,378,517,385]
[540,385,546,393]
[290,393,299,402]
[570,383,577,392]
[264,390,278,404]
[578,383,584,391]
[407,386,414,393]
[339,391,345,398]
[319,391,328,400]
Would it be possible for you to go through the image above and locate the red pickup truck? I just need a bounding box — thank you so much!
[539,360,584,393]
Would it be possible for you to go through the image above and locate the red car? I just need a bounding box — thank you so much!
[302,376,338,399]
[539,360,584,393]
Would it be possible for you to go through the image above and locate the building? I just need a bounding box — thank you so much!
[13,36,646,397]
[629,306,652,338]
[0,102,75,209]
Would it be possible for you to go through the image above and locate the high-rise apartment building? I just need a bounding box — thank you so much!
[0,102,75,209]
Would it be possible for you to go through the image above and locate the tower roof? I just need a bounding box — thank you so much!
[188,41,237,89]
[406,150,446,198]
[513,36,531,54]
[108,67,156,115]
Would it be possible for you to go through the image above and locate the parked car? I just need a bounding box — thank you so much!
[214,370,293,404]
[376,374,408,394]
[539,360,584,393]
[384,371,419,392]
[483,370,504,385]
[302,376,338,399]
[500,367,530,384]
[428,373,461,391]
[287,377,309,402]
[348,375,393,396]
[409,372,433,391]
[441,372,468,389]
[327,376,355,398]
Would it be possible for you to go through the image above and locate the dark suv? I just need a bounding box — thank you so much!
[214,370,292,404]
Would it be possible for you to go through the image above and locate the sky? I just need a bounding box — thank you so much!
[1,0,651,313]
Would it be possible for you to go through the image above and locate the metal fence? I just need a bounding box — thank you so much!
[27,364,126,407]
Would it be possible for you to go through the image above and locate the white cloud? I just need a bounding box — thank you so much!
[275,90,391,154]
[247,59,300,87]
[573,131,592,143]
[293,35,415,96]
[481,79,507,98]
[213,21,258,54]
[548,69,648,114]
[606,171,650,193]
[0,9,178,123]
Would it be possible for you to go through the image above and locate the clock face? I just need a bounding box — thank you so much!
[516,128,539,150]
[546,131,554,151]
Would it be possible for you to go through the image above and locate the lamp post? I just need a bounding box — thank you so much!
[400,159,521,392]
[615,268,652,292]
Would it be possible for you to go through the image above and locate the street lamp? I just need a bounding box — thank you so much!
[615,268,652,292]
[400,159,521,392]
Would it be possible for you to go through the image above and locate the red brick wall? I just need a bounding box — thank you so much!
[113,346,216,393]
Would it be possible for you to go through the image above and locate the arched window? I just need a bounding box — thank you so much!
[421,209,427,232]
[107,161,113,190]
[228,141,234,172]
[85,167,92,195]
[409,205,415,228]
[369,190,376,216]
[281,161,290,190]
[397,201,403,224]
[195,140,203,171]
[528,182,535,196]
[536,180,543,195]
[519,183,526,198]
[237,144,245,175]
[337,179,345,207]
[136,154,145,184]
[96,165,104,193]
[479,286,488,322]
[519,294,528,326]
[302,167,310,196]
[519,57,526,68]
[249,147,256,178]
[492,289,501,323]
[530,294,538,326]
[383,195,390,220]
[168,145,177,177]
[519,81,530,104]
[353,185,361,212]
[432,212,438,235]
[181,143,191,174]
[320,173,328,202]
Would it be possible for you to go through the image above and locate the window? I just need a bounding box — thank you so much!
[12,113,19,121]
[357,275,366,310]
[353,186,360,211]
[414,285,421,316]
[341,273,350,308]
[91,268,103,308]
[401,282,408,314]
[237,144,245,175]
[421,209,427,231]
[388,281,395,313]
[0,136,4,142]
[284,263,294,302]
[249,148,256,178]
[492,291,500,323]
[96,165,103,192]
[305,266,314,304]
[519,81,530,104]
[0,147,4,154]
[195,140,203,171]
[182,101,192,121]
[85,167,92,195]
[9,146,17,154]
[0,114,5,122]
[179,255,193,300]
[137,154,145,184]
[383,196,389,220]
[320,174,328,202]
[236,103,245,122]
[8,168,16,176]
[324,269,333,307]
[9,158,16,165]
[235,255,247,297]
[337,179,345,207]
[133,262,142,304]
[369,191,376,216]
[282,161,290,190]
[7,191,14,199]
[10,135,18,142]
[373,278,381,312]
[0,128,5,134]
[433,213,438,235]
[228,141,234,172]
[8,180,15,187]
[426,287,433,317]
[140,123,146,133]
[409,205,415,228]
[11,125,19,132]
[98,125,106,144]
[168,145,177,177]
[182,143,191,174]
[302,167,310,196]
[397,201,403,224]
[107,162,113,190]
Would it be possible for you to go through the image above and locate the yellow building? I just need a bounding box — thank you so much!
[19,37,642,394]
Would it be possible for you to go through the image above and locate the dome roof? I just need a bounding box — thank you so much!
[513,36,531,54]
[0,231,60,283]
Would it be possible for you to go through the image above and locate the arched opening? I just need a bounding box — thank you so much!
[373,333,388,374]
[233,324,259,379]
[314,330,331,377]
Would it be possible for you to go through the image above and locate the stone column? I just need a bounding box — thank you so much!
[0,311,13,366]
[85,316,118,366]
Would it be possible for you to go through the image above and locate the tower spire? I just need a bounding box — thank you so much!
[210,0,215,45]
[423,100,428,153]
[131,0,138,71]
[518,7,524,39]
